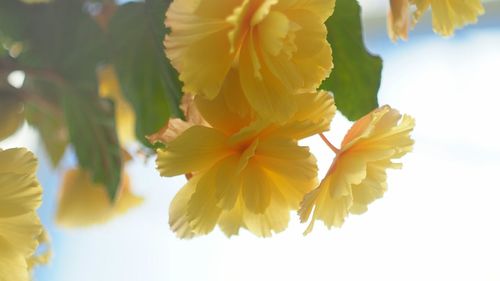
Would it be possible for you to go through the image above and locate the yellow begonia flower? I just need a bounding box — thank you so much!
[388,0,484,40]
[98,65,136,144]
[147,94,209,144]
[0,148,44,281]
[164,0,334,122]
[299,106,415,234]
[411,0,484,37]
[56,168,143,227]
[387,0,410,41]
[157,75,335,238]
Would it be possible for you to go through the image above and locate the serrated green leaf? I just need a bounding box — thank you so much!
[322,0,382,121]
[108,1,183,146]
[63,91,122,201]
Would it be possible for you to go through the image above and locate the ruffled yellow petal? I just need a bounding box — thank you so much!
[0,148,43,280]
[275,0,336,22]
[387,0,410,41]
[165,0,334,121]
[98,65,135,144]
[242,188,289,237]
[56,169,142,227]
[241,160,273,214]
[256,137,318,208]
[194,70,253,134]
[272,91,335,140]
[299,106,415,234]
[156,126,231,177]
[0,237,29,281]
[185,169,223,235]
[411,0,484,36]
[169,177,198,239]
[165,0,235,99]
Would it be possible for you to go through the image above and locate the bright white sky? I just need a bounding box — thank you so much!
[2,4,499,281]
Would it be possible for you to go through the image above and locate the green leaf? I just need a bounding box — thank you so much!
[108,1,183,146]
[0,89,24,141]
[24,84,68,167]
[63,90,122,200]
[322,0,382,121]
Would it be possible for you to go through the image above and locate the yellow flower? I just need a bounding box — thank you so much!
[56,168,143,227]
[164,0,334,122]
[157,75,335,238]
[299,106,415,234]
[0,148,43,281]
[98,65,136,144]
[411,0,484,36]
[387,0,410,41]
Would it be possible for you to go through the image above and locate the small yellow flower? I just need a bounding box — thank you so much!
[157,75,335,238]
[98,65,136,144]
[164,0,334,122]
[0,148,43,281]
[299,106,415,234]
[411,0,484,36]
[56,168,143,227]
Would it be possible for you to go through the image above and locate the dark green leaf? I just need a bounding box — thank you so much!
[108,1,183,146]
[63,90,122,200]
[322,0,382,120]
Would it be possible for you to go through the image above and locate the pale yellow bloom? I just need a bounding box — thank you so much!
[165,0,334,122]
[411,0,484,36]
[387,0,410,41]
[0,148,43,281]
[98,65,135,144]
[56,168,143,227]
[157,75,335,238]
[299,106,414,234]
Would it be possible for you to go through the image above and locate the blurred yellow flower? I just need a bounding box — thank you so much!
[165,0,334,122]
[157,75,335,238]
[98,65,136,144]
[299,106,414,234]
[412,0,484,37]
[56,168,143,227]
[0,148,43,281]
[387,0,410,41]
[388,0,484,40]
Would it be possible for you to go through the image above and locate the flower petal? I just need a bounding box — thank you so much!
[169,177,199,239]
[241,161,273,214]
[156,126,230,177]
[273,91,336,140]
[186,167,222,235]
[165,0,236,99]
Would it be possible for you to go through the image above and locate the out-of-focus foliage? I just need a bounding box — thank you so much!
[109,1,183,147]
[0,89,24,141]
[0,0,383,201]
[0,0,183,200]
[322,0,382,121]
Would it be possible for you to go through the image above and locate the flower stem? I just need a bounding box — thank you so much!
[319,133,340,154]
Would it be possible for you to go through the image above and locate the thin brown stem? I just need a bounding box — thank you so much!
[319,133,340,154]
